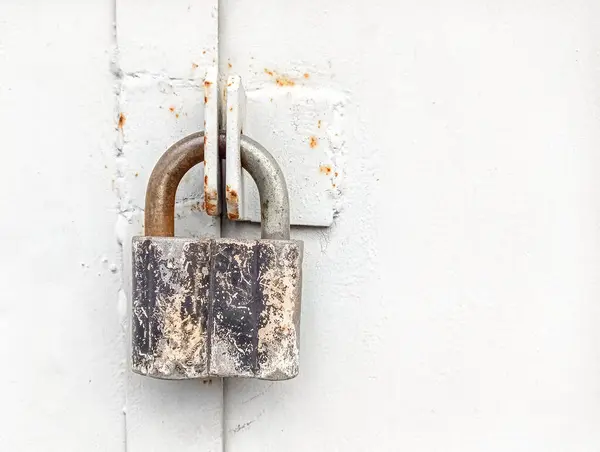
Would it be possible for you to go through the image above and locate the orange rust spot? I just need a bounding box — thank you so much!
[276,76,295,87]
[204,174,208,186]
[175,113,180,118]
[169,106,175,112]
[303,73,310,79]
[226,185,238,200]
[334,171,339,177]
[204,96,208,104]
[309,136,318,148]
[192,62,199,69]
[228,62,232,69]
[118,113,126,129]
[229,106,233,112]
[332,183,337,188]
[319,164,332,175]
[202,50,207,54]
[204,80,212,87]
[225,185,240,220]
[204,189,219,215]
[203,135,207,147]
[264,68,274,76]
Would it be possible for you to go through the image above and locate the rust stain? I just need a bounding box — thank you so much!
[225,185,240,220]
[118,113,126,129]
[202,50,207,54]
[204,96,208,104]
[334,171,339,177]
[203,135,207,147]
[309,136,318,148]
[228,62,232,69]
[226,185,238,200]
[205,189,218,215]
[204,80,212,87]
[175,113,180,118]
[319,164,332,175]
[229,106,233,112]
[303,73,310,79]
[204,174,208,186]
[332,183,337,188]
[169,106,175,113]
[264,67,295,86]
[276,76,295,87]
[192,62,199,69]
[318,120,322,128]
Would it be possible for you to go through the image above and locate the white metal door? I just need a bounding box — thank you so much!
[2,1,600,451]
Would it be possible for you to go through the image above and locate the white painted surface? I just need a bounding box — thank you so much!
[204,66,221,216]
[225,74,246,220]
[116,0,223,450]
[0,2,124,450]
[3,1,600,451]
[221,0,600,450]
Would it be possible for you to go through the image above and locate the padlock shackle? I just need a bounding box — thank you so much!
[144,131,290,240]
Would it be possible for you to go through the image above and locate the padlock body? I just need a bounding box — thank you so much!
[131,237,303,380]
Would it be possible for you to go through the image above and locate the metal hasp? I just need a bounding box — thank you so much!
[131,132,303,380]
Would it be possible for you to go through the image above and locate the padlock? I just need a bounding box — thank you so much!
[131,132,303,381]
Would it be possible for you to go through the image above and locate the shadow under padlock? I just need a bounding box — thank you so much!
[131,132,303,381]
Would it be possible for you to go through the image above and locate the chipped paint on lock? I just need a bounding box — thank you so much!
[256,241,302,379]
[132,237,303,380]
[131,238,210,379]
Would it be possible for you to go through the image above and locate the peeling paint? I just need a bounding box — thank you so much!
[132,237,303,380]
[225,185,240,220]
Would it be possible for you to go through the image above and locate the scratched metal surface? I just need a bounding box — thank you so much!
[132,238,211,379]
[132,237,303,380]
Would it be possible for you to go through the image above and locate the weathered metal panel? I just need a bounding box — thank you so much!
[238,88,345,227]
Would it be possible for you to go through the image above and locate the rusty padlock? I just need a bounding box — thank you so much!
[131,132,303,380]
